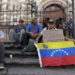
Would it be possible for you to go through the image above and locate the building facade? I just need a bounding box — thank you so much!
[0,0,72,26]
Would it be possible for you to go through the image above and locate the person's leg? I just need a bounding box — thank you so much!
[22,33,32,46]
[9,29,17,43]
[9,29,20,46]
[22,35,43,53]
[19,29,25,43]
[0,44,5,69]
[69,29,72,38]
[22,33,37,53]
[68,29,70,38]
[70,29,73,38]
[22,39,36,52]
[14,33,19,43]
[63,29,66,36]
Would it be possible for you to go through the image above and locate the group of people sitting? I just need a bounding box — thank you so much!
[0,17,73,69]
[9,18,58,52]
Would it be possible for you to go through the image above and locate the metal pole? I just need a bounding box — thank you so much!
[13,5,14,28]
[31,4,33,17]
[20,4,21,18]
[72,0,75,38]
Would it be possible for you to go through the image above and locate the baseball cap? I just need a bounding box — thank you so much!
[48,19,54,23]
[19,19,24,23]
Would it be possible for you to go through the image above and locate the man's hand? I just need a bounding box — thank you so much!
[30,32,37,38]
[64,37,75,42]
[35,37,39,43]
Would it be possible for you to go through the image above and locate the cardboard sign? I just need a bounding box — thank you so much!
[43,29,64,42]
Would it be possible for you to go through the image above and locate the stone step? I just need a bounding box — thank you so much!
[5,57,39,66]
[5,48,22,51]
[4,44,23,50]
[4,44,37,51]
[1,65,75,75]
[4,41,17,45]
[5,48,37,52]
[5,50,38,58]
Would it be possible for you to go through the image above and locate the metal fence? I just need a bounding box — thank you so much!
[0,8,71,40]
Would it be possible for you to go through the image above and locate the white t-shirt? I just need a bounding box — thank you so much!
[0,31,5,39]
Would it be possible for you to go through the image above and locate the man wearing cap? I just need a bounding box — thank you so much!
[34,19,59,43]
[38,19,73,42]
[9,19,26,46]
[44,19,56,30]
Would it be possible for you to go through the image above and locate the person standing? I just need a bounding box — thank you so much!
[67,18,72,38]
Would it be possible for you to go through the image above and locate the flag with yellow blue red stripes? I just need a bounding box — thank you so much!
[35,41,75,67]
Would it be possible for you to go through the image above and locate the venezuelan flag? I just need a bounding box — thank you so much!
[35,41,75,67]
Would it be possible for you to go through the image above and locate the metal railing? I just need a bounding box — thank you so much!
[0,8,72,40]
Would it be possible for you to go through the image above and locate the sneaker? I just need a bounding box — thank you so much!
[0,63,5,69]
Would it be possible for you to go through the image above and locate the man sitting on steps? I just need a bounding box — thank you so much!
[9,19,26,46]
[22,18,42,53]
[36,19,74,42]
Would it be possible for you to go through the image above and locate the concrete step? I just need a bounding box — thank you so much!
[4,44,23,50]
[5,50,38,58]
[1,65,75,75]
[5,57,39,66]
[0,42,42,75]
[4,41,18,45]
[4,44,37,51]
[0,66,47,75]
